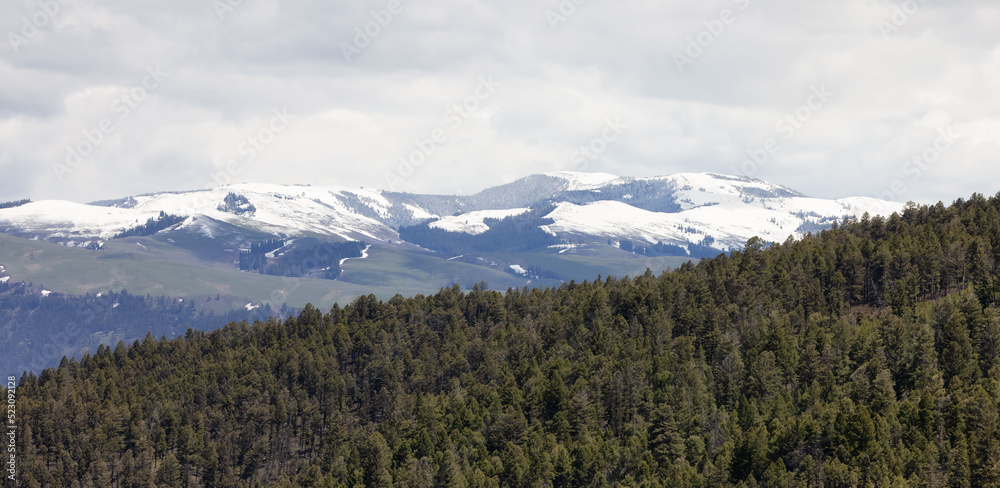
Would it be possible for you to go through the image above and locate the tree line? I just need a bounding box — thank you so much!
[239,238,365,280]
[113,212,187,239]
[217,193,256,216]
[238,239,286,272]
[619,236,719,259]
[0,198,30,209]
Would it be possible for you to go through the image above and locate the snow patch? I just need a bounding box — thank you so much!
[0,200,162,240]
[509,264,527,275]
[657,173,805,211]
[404,203,438,221]
[246,303,260,311]
[429,208,531,235]
[265,239,294,259]
[544,171,620,190]
[549,243,582,254]
[40,290,52,297]
[125,185,392,242]
[339,245,371,266]
[542,196,904,252]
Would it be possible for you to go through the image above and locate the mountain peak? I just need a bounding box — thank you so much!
[541,171,620,190]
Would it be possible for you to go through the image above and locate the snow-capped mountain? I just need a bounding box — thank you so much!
[0,172,906,256]
[534,173,904,252]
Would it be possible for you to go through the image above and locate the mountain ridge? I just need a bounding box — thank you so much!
[0,171,905,256]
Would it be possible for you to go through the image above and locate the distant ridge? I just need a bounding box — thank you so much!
[0,172,904,256]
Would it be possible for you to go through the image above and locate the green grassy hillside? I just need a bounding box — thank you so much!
[0,233,692,312]
[0,234,426,310]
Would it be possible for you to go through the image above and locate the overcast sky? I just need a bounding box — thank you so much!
[1,0,997,204]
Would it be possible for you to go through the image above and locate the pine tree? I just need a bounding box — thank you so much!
[941,309,975,384]
[155,453,183,488]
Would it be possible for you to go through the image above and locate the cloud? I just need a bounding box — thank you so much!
[0,0,997,204]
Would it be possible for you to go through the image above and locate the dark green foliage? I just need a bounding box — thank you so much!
[112,211,186,239]
[9,194,1000,486]
[218,192,256,216]
[623,236,719,258]
[238,238,286,271]
[0,198,30,209]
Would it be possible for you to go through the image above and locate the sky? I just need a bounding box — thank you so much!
[1,0,998,204]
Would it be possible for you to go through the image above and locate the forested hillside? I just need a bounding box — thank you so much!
[8,195,1000,487]
[113,212,186,239]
